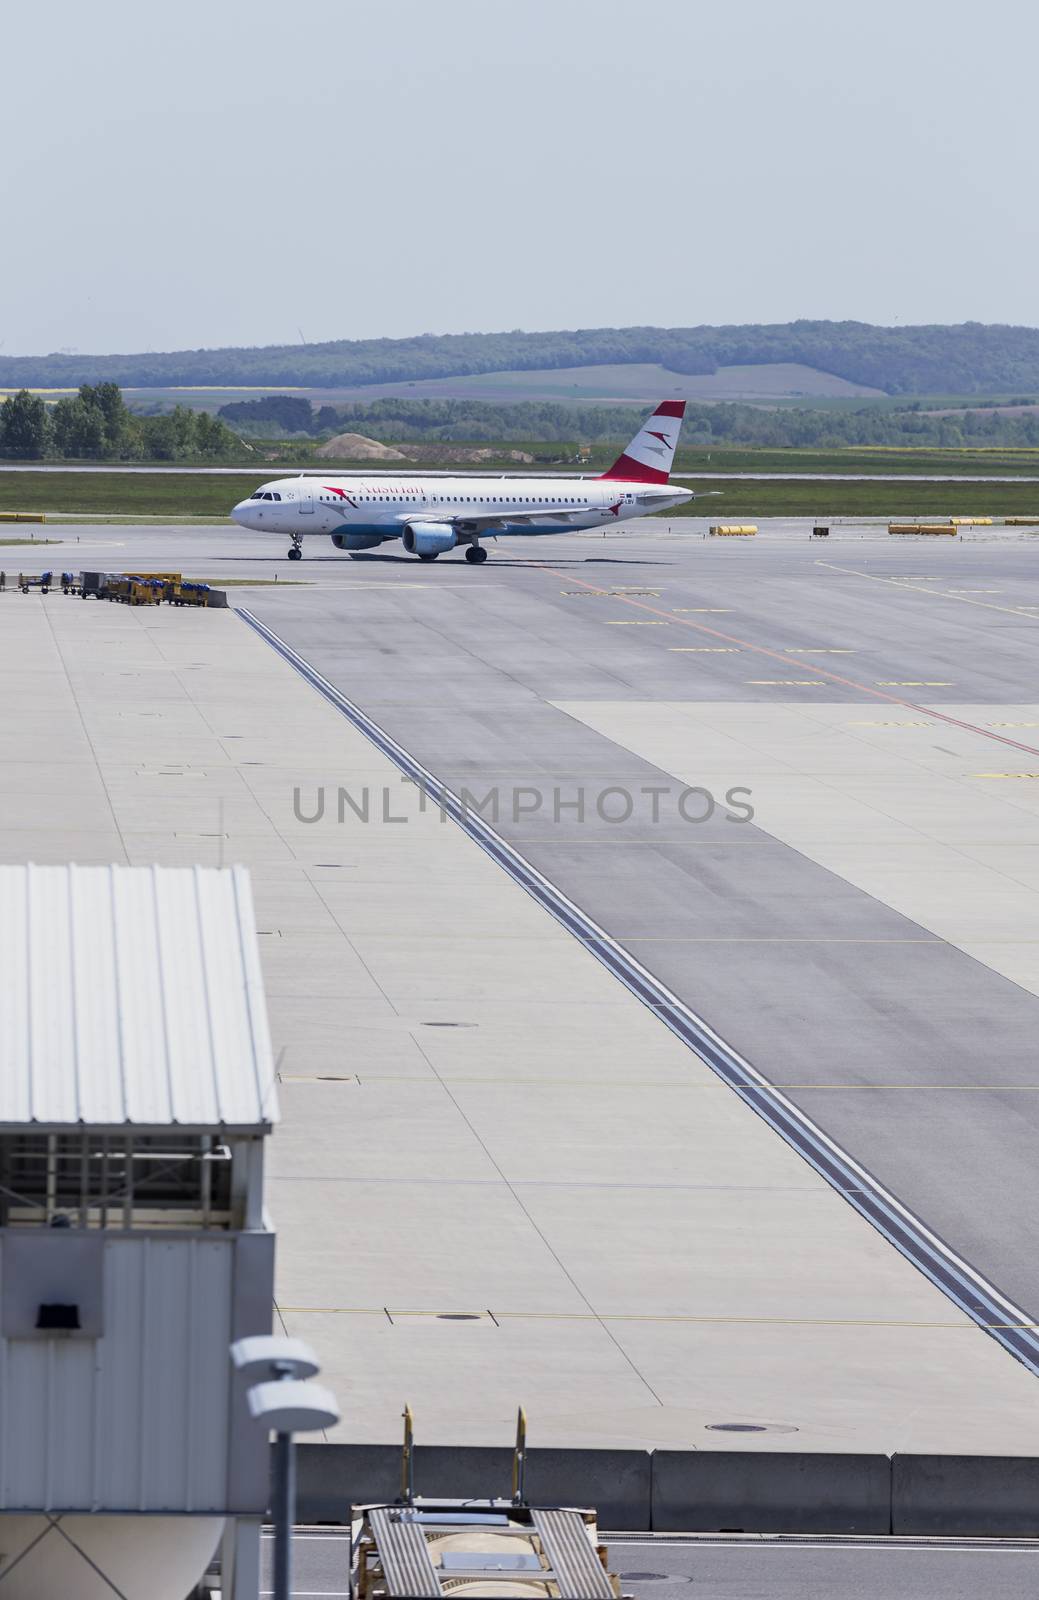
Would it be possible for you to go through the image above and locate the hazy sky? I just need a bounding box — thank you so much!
[4,0,1037,354]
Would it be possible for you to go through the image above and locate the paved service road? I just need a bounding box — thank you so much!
[261,1529,1039,1600]
[7,462,1039,480]
[672,470,1039,482]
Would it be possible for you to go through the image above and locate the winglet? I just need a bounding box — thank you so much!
[601,400,686,483]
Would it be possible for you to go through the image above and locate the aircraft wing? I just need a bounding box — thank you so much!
[419,504,601,532]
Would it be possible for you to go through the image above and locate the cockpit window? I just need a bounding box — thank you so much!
[250,491,265,499]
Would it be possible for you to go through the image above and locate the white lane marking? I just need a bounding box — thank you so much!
[296,582,502,590]
[606,1541,1039,1555]
[266,1529,1039,1554]
[263,1534,348,1541]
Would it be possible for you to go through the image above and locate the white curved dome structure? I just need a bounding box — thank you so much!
[0,1515,224,1599]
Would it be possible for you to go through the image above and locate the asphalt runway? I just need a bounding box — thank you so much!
[263,1529,1039,1599]
[211,520,1039,1328]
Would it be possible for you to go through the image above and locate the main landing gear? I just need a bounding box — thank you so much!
[286,532,304,561]
[465,544,488,564]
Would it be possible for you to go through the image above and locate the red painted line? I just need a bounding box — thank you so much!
[535,564,1039,761]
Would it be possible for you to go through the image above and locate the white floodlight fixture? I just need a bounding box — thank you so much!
[230,1335,320,1380]
[247,1379,339,1434]
[231,1333,340,1600]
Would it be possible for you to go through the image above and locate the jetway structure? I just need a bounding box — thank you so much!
[0,863,280,1600]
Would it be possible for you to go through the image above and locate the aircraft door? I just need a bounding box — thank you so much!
[298,481,314,514]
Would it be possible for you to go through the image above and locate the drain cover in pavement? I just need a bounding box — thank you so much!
[706,1422,798,1434]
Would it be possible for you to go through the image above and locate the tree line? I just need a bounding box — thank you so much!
[218,394,1039,450]
[8,321,1039,396]
[7,384,1039,458]
[0,385,241,461]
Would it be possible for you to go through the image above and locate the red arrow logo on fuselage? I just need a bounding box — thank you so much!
[323,485,358,508]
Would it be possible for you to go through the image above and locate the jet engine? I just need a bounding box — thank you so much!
[331,532,384,551]
[402,521,457,557]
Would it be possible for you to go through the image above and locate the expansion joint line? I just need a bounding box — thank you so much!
[236,607,1039,1379]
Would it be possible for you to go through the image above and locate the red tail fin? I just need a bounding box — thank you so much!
[601,400,686,483]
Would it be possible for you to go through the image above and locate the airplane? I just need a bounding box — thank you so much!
[229,401,696,564]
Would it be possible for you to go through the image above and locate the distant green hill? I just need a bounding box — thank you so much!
[5,321,1039,395]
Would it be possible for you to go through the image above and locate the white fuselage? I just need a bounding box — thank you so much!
[230,472,692,548]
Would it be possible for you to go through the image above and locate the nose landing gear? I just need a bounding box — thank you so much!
[287,532,304,561]
[465,544,488,564]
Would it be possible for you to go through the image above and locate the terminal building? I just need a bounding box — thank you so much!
[0,863,279,1600]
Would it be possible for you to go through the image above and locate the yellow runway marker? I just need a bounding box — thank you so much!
[972,772,1039,779]
[670,647,739,653]
[876,680,953,687]
[535,558,1039,764]
[848,719,934,727]
[748,678,827,686]
[816,560,1039,620]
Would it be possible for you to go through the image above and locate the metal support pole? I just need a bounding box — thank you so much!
[512,1406,527,1504]
[272,1430,295,1600]
[401,1403,415,1505]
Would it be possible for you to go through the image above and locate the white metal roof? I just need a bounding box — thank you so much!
[0,864,279,1130]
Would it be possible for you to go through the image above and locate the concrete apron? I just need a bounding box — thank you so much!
[3,596,1039,1453]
